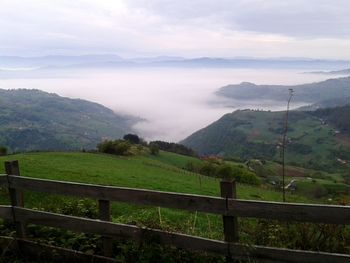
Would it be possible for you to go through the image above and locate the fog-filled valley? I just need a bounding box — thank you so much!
[0,66,344,141]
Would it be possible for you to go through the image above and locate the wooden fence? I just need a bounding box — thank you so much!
[0,160,349,262]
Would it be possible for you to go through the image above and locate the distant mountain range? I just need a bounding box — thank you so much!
[1,55,350,70]
[216,77,350,103]
[0,89,136,152]
[307,68,350,75]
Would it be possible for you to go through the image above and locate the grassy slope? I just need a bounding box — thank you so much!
[0,151,310,239]
[0,151,307,200]
[183,110,350,171]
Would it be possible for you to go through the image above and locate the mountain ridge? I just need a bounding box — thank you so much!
[216,76,350,103]
[2,55,350,70]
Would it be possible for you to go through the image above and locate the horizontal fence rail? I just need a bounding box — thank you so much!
[0,175,349,224]
[0,205,349,263]
[0,159,350,263]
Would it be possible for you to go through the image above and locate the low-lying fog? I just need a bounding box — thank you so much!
[0,68,335,141]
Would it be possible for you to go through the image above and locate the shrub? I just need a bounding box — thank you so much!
[97,140,131,156]
[198,162,217,177]
[0,146,7,156]
[227,165,261,185]
[149,144,159,155]
[216,164,233,179]
[149,141,197,157]
[185,160,261,185]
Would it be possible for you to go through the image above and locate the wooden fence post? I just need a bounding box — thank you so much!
[98,199,113,257]
[5,160,26,238]
[220,179,238,262]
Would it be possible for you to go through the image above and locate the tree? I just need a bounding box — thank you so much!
[0,146,7,156]
[123,134,140,144]
[216,164,233,179]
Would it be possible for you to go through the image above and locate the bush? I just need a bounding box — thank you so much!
[149,141,197,157]
[0,146,7,156]
[216,164,233,179]
[246,219,350,253]
[185,160,261,185]
[149,144,159,155]
[198,162,217,177]
[97,140,131,156]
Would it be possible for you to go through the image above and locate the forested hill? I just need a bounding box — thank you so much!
[181,109,350,171]
[0,89,136,152]
[313,105,350,134]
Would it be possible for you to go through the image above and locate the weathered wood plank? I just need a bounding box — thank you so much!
[0,175,225,214]
[4,162,26,238]
[220,180,238,242]
[227,199,350,224]
[10,207,350,263]
[99,199,113,258]
[0,205,13,220]
[220,179,238,263]
[1,175,349,224]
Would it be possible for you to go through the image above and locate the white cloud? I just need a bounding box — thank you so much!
[0,0,350,58]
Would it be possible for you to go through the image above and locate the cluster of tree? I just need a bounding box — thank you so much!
[97,134,160,156]
[149,141,197,157]
[185,159,261,185]
[123,134,142,144]
[0,146,7,156]
[97,139,131,156]
[123,134,159,155]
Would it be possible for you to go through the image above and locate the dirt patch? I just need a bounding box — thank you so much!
[336,133,350,147]
[277,167,307,178]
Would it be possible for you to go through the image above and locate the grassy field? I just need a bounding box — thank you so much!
[0,151,312,239]
[0,150,349,261]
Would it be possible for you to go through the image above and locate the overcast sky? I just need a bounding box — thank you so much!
[1,0,350,59]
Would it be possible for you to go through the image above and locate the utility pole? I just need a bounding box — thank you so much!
[281,88,294,202]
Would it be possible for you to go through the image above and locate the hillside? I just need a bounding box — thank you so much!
[0,89,136,152]
[216,76,350,103]
[181,109,350,172]
[297,96,350,111]
[313,105,350,134]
